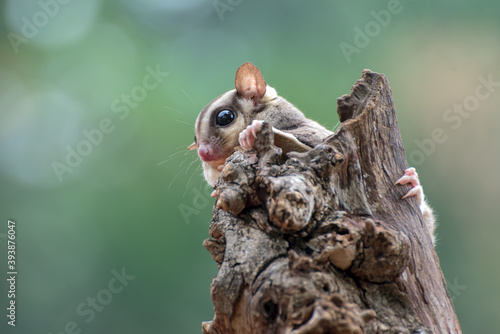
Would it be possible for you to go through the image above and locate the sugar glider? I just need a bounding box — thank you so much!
[188,62,436,243]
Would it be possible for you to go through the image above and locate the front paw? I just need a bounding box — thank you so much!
[395,167,424,206]
[239,120,265,150]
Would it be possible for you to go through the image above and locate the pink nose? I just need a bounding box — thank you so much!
[198,144,216,162]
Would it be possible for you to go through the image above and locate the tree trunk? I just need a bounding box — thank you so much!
[202,70,462,334]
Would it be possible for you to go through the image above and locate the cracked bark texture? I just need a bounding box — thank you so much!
[202,70,462,334]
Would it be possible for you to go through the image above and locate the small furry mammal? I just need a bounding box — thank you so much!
[189,62,436,243]
[188,62,332,187]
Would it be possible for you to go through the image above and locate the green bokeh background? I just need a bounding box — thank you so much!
[1,1,499,333]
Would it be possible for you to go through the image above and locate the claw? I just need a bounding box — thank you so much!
[239,120,264,150]
[250,119,262,137]
[394,168,419,187]
[395,175,419,188]
[396,168,423,205]
[402,185,422,199]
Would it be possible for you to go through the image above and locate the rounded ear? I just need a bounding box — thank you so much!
[235,62,267,105]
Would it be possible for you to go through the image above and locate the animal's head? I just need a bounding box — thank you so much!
[188,62,277,186]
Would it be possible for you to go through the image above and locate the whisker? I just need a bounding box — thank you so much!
[183,169,197,197]
[194,180,207,200]
[179,156,192,168]
[165,106,182,113]
[157,160,169,166]
[166,156,197,186]
[168,167,185,189]
[196,163,203,173]
[169,150,188,159]
[157,149,194,165]
[185,156,200,175]
[157,154,186,165]
[203,180,213,191]
[183,161,204,197]
[175,119,192,126]
[182,89,197,106]
[174,144,192,151]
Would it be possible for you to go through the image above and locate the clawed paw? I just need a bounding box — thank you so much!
[395,167,423,206]
[239,120,264,150]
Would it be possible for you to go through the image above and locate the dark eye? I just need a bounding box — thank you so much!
[215,109,235,127]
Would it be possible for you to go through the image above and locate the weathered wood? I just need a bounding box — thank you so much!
[202,70,462,334]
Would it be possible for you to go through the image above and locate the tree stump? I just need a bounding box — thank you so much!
[201,70,462,334]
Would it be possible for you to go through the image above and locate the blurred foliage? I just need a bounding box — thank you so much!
[0,0,499,333]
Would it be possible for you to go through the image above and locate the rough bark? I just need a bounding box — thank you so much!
[202,70,462,334]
